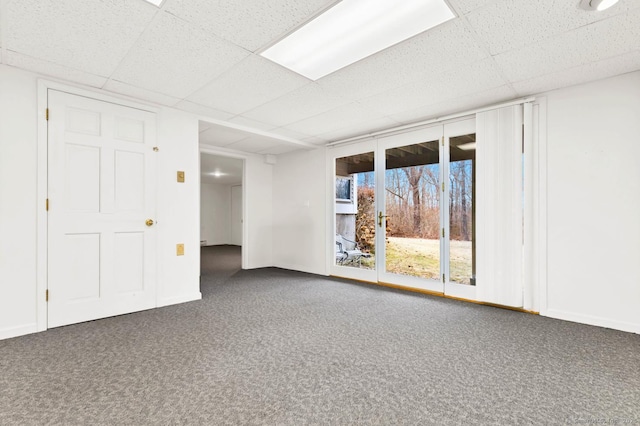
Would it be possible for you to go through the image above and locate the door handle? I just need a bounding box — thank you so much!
[378,211,389,228]
[145,219,154,227]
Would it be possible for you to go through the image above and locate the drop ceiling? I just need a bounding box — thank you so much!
[1,0,639,155]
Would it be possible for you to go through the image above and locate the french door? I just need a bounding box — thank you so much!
[331,118,476,299]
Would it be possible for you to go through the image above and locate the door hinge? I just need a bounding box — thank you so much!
[46,199,49,211]
[153,147,159,152]
[45,289,49,302]
[442,228,445,238]
[46,108,49,121]
[442,182,445,192]
[442,274,445,283]
[441,137,444,146]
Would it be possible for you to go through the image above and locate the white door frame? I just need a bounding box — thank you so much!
[198,145,247,270]
[36,79,159,332]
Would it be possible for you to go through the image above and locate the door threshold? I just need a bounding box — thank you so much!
[331,275,538,315]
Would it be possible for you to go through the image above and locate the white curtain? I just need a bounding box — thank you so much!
[476,105,524,307]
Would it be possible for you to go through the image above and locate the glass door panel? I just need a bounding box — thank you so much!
[377,125,445,293]
[335,152,376,270]
[384,140,441,280]
[448,134,476,286]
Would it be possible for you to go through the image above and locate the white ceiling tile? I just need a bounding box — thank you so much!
[225,136,284,153]
[358,58,508,117]
[389,85,518,124]
[103,79,181,106]
[175,101,235,121]
[164,0,335,52]
[198,121,213,133]
[284,102,392,136]
[5,51,108,87]
[513,50,640,96]
[467,0,640,56]
[447,0,500,15]
[466,0,588,55]
[5,0,155,76]
[317,20,488,101]
[187,54,309,114]
[270,127,312,141]
[317,116,402,143]
[301,136,331,145]
[228,115,278,132]
[494,8,640,83]
[257,144,302,155]
[241,83,352,127]
[199,126,252,147]
[111,12,250,98]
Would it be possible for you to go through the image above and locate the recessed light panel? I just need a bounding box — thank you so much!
[260,0,455,81]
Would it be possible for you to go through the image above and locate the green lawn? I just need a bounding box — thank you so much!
[346,237,473,285]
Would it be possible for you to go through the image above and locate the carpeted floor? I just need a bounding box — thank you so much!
[1,245,639,425]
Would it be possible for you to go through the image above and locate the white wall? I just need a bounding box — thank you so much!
[272,148,327,275]
[200,183,231,245]
[0,65,201,339]
[156,108,201,307]
[542,71,640,333]
[243,154,273,269]
[0,66,39,338]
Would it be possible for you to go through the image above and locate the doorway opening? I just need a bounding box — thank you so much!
[199,152,244,289]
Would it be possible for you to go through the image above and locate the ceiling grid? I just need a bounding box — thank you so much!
[1,0,638,155]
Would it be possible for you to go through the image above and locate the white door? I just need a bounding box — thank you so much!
[231,185,242,246]
[47,90,157,328]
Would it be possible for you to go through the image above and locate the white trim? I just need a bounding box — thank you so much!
[545,309,640,335]
[0,323,39,341]
[523,102,535,312]
[157,292,203,308]
[36,79,164,334]
[327,97,536,147]
[36,81,48,332]
[38,79,159,113]
[534,97,548,316]
[445,281,477,300]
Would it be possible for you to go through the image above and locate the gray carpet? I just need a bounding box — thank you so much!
[1,245,639,425]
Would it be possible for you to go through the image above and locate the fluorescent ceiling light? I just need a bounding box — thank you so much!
[457,142,476,151]
[208,171,226,178]
[143,0,164,7]
[260,0,455,81]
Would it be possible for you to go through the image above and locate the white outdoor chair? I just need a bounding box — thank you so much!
[335,234,366,266]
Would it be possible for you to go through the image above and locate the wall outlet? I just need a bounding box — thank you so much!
[176,244,184,256]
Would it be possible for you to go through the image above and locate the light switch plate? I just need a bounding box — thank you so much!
[177,171,185,183]
[176,244,184,256]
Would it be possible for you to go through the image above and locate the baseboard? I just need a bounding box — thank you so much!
[544,309,640,334]
[157,292,202,308]
[0,323,38,341]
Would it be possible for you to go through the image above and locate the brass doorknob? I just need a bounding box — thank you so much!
[146,219,154,227]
